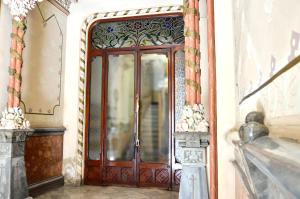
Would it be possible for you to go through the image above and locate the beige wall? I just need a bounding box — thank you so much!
[0,2,11,111]
[233,0,300,141]
[231,0,300,197]
[215,0,237,198]
[215,0,300,197]
[0,1,67,127]
[21,0,68,127]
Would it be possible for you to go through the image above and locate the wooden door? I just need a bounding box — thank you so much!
[84,47,181,189]
[137,50,171,188]
[103,51,137,185]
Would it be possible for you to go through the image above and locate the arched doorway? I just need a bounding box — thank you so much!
[84,14,184,189]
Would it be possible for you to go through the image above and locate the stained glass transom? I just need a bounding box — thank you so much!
[91,16,184,49]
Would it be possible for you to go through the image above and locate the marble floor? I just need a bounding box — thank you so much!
[35,186,179,199]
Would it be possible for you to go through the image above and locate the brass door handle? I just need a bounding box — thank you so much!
[135,94,140,147]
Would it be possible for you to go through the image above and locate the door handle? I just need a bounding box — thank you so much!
[135,94,140,147]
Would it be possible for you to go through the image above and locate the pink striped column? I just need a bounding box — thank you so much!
[7,19,26,108]
[7,20,18,108]
[184,0,201,105]
[13,19,26,107]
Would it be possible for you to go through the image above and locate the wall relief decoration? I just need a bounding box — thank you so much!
[233,0,300,104]
[21,0,67,115]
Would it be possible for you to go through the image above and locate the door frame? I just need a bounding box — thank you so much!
[84,13,184,188]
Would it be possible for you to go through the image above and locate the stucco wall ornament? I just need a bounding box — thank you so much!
[1,0,43,130]
[0,107,30,129]
[175,104,209,199]
[176,104,209,132]
[3,0,43,21]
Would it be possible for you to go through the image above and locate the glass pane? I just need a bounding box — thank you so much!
[175,50,185,123]
[88,56,102,160]
[92,16,184,49]
[106,54,135,161]
[140,53,169,163]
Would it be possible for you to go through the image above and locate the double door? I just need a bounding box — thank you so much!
[85,47,180,189]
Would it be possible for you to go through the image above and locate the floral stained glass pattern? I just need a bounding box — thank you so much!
[91,16,184,49]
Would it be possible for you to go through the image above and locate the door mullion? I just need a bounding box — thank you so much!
[135,49,141,187]
[100,51,108,185]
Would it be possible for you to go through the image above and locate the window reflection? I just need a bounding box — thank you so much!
[106,54,135,161]
[88,56,102,160]
[140,53,169,163]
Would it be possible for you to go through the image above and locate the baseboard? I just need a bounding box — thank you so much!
[28,176,64,197]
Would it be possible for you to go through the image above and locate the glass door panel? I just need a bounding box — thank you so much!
[106,54,135,161]
[88,56,102,160]
[140,53,169,163]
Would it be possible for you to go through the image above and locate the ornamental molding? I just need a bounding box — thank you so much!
[3,0,72,19]
[54,0,71,10]
[3,0,43,20]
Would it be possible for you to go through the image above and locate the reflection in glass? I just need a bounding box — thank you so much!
[140,53,169,163]
[88,56,102,160]
[106,54,135,161]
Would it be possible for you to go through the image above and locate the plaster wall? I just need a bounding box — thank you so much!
[214,0,237,199]
[0,2,11,111]
[231,0,300,197]
[21,0,68,127]
[0,1,67,127]
[233,0,300,141]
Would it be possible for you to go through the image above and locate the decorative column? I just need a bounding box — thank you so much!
[1,1,43,198]
[175,1,209,198]
[2,1,43,124]
[0,129,34,199]
[8,19,26,108]
[175,105,209,199]
[184,0,201,105]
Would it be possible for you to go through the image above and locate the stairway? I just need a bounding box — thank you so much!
[140,103,159,162]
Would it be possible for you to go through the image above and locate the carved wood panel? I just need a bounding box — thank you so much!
[139,168,170,187]
[140,168,154,184]
[155,169,169,185]
[85,166,101,185]
[105,167,120,183]
[174,169,182,185]
[121,168,134,184]
[104,166,135,185]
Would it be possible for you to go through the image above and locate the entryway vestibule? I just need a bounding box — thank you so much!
[84,14,184,189]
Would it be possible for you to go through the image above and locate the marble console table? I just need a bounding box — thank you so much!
[0,129,33,199]
[233,112,300,199]
[174,132,209,199]
[233,136,300,199]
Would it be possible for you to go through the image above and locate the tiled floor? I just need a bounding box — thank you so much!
[35,186,179,199]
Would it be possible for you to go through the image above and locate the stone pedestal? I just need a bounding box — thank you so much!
[174,132,209,199]
[0,129,33,199]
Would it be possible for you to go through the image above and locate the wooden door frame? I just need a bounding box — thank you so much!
[84,46,181,187]
[84,13,184,187]
[103,50,137,186]
[207,0,218,198]
[137,48,172,188]
[82,7,219,196]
